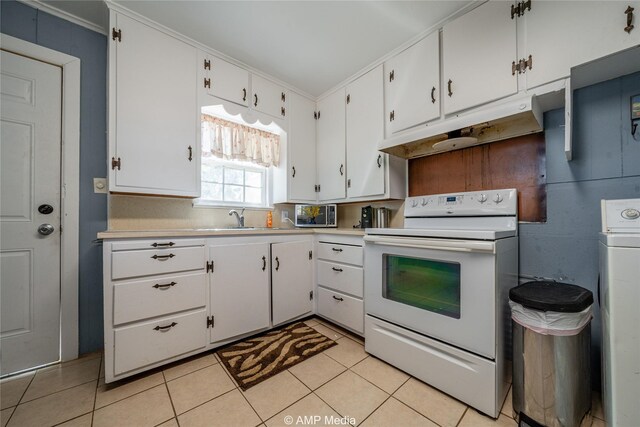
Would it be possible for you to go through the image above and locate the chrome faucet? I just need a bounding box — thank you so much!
[229,208,245,227]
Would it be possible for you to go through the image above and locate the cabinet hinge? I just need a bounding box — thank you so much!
[347,179,351,188]
[512,55,533,75]
[204,78,211,89]
[207,316,214,328]
[389,69,394,82]
[206,261,214,273]
[309,291,314,301]
[346,94,351,104]
[204,59,211,70]
[111,28,121,42]
[281,106,286,117]
[111,157,121,170]
[309,250,313,260]
[389,110,395,122]
[314,184,321,193]
[281,92,286,102]
[510,0,531,19]
[314,110,320,120]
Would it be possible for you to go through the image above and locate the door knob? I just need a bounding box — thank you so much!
[38,224,55,235]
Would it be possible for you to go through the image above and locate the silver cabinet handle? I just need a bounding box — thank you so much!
[38,224,55,235]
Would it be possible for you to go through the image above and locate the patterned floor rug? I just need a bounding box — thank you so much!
[216,321,337,390]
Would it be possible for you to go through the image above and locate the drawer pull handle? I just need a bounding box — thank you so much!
[151,254,175,260]
[152,281,176,289]
[331,248,343,252]
[153,322,177,331]
[151,242,175,247]
[332,267,343,272]
[332,296,344,302]
[262,256,266,271]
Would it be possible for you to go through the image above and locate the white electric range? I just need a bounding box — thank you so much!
[364,188,519,418]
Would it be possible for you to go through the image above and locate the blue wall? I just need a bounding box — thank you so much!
[520,71,640,387]
[1,1,108,354]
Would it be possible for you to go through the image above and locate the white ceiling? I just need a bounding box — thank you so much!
[39,1,473,97]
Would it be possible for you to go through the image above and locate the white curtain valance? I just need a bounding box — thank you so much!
[201,114,280,167]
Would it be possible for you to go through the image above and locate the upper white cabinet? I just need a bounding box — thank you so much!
[385,31,440,136]
[346,66,385,199]
[316,89,347,202]
[524,1,640,90]
[252,74,287,118]
[271,240,313,326]
[208,242,270,343]
[442,1,518,115]
[204,54,249,107]
[285,92,317,202]
[109,13,198,197]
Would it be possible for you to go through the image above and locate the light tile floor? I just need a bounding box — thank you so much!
[0,317,607,427]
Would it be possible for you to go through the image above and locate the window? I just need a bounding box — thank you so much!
[200,157,267,207]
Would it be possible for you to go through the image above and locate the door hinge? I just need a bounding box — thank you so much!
[111,157,121,170]
[204,78,211,89]
[309,291,314,301]
[111,28,121,42]
[309,250,313,260]
[207,316,214,328]
[511,0,531,19]
[281,106,286,117]
[512,55,533,75]
[206,260,214,273]
[204,59,211,70]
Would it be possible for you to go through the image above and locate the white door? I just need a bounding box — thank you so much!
[207,55,249,107]
[525,1,640,90]
[251,74,285,118]
[385,31,440,136]
[1,50,62,375]
[288,92,317,202]
[442,1,517,115]
[346,65,385,199]
[271,240,313,326]
[316,89,346,201]
[209,243,270,343]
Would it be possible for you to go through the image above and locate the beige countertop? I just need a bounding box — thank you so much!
[97,227,365,239]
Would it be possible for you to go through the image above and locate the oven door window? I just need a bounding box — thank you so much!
[382,254,461,319]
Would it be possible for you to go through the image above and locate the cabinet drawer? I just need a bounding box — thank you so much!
[114,309,206,375]
[317,287,364,334]
[317,261,363,298]
[111,246,206,280]
[317,242,363,266]
[113,272,207,326]
[111,239,205,252]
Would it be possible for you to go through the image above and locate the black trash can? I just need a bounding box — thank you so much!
[509,281,593,427]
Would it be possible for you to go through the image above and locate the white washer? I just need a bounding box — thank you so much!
[599,198,640,427]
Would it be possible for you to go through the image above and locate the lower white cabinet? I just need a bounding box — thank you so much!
[272,240,313,326]
[315,234,365,334]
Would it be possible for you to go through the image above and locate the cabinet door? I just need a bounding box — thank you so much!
[385,32,440,136]
[272,240,313,326]
[112,14,197,196]
[442,1,517,115]
[209,243,270,343]
[525,1,640,89]
[316,89,346,201]
[288,92,317,201]
[207,55,249,107]
[346,65,385,199]
[252,74,286,118]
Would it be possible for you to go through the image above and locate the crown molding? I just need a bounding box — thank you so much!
[18,0,108,35]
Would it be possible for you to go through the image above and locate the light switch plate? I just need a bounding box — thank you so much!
[93,178,107,194]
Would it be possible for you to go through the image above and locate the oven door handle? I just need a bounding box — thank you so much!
[364,235,496,254]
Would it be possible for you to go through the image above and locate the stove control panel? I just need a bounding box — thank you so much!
[405,189,517,217]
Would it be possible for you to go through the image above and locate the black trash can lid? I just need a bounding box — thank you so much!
[509,281,593,313]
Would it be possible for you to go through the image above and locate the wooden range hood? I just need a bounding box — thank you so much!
[379,95,544,159]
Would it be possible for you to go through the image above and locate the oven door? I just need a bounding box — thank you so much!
[364,235,497,359]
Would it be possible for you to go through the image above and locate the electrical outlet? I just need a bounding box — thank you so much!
[281,211,289,221]
[93,178,107,194]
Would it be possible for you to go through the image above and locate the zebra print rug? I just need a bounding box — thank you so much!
[216,321,337,390]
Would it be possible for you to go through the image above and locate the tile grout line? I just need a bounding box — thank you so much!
[2,371,37,426]
[161,371,181,425]
[90,365,100,427]
[455,406,469,427]
[215,356,266,425]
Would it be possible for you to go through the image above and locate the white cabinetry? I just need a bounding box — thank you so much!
[316,89,347,201]
[204,54,249,107]
[315,235,364,334]
[272,240,313,326]
[442,1,518,115]
[252,74,287,118]
[346,66,385,199]
[109,13,198,197]
[103,238,207,382]
[384,31,440,136]
[208,242,271,343]
[524,1,640,90]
